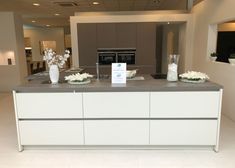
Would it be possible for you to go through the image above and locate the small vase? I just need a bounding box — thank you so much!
[210,57,217,62]
[229,58,235,65]
[49,65,59,84]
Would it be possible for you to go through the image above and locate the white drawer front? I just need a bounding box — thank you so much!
[84,120,149,145]
[19,121,84,145]
[83,92,149,118]
[150,91,220,118]
[150,120,217,145]
[16,93,83,118]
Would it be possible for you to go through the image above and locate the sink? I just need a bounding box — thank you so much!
[151,74,167,79]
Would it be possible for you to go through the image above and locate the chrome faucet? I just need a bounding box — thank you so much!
[96,62,100,80]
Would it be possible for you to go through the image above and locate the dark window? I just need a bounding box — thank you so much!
[216,31,235,63]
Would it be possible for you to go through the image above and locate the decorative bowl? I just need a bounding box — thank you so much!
[126,69,137,78]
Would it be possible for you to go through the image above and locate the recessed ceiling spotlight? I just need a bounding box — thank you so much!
[33,3,40,6]
[93,1,100,5]
[167,22,170,24]
[46,24,51,27]
[153,0,160,3]
[32,20,36,23]
[54,13,60,16]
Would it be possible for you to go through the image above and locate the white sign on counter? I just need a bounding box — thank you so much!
[112,63,126,84]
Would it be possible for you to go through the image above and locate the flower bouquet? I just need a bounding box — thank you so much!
[65,73,93,84]
[43,48,70,68]
[179,71,209,83]
[43,48,70,84]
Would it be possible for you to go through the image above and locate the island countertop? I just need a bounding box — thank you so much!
[14,74,223,93]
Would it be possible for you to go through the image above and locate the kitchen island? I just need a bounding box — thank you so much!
[13,75,223,152]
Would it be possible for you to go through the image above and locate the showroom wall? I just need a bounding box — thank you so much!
[0,12,27,92]
[192,0,235,121]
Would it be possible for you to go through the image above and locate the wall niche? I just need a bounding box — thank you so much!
[215,21,235,63]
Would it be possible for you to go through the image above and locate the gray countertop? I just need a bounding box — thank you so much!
[14,74,223,93]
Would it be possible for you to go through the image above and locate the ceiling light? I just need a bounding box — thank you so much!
[32,20,36,23]
[167,22,170,24]
[93,1,100,5]
[54,13,60,16]
[46,25,51,27]
[33,3,40,6]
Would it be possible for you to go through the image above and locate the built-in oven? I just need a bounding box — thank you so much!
[117,52,135,64]
[97,48,136,65]
[98,52,117,65]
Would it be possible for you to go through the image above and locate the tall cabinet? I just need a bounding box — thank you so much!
[77,22,157,73]
[77,23,97,66]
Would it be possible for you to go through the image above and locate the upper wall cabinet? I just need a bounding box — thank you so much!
[97,23,116,48]
[116,23,137,48]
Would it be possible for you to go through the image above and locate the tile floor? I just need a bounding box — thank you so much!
[0,93,235,168]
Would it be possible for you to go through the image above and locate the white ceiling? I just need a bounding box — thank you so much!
[0,0,200,28]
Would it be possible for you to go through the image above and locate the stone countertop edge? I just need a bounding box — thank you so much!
[13,75,223,93]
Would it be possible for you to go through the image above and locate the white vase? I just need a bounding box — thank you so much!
[49,65,59,84]
[229,58,235,65]
[210,57,217,62]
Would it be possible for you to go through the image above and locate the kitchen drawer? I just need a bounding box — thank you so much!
[150,120,218,145]
[83,92,149,118]
[19,121,84,145]
[84,120,149,145]
[15,93,83,118]
[150,91,220,118]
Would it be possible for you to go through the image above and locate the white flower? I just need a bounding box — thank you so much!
[43,48,70,68]
[65,73,93,82]
[179,71,209,80]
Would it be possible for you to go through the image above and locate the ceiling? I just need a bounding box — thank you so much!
[0,0,201,28]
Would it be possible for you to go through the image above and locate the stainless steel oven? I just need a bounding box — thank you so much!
[97,48,136,65]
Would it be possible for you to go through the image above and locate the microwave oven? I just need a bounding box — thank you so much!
[97,48,136,65]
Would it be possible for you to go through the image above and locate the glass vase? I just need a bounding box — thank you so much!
[167,54,180,82]
[49,64,59,84]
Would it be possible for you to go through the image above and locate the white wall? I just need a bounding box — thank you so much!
[24,28,65,61]
[70,11,194,72]
[0,12,27,92]
[192,0,235,121]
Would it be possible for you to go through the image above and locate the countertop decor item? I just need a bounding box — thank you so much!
[65,73,93,84]
[43,48,70,84]
[179,71,209,83]
[126,69,137,78]
[210,52,217,61]
[167,54,180,82]
[229,53,235,65]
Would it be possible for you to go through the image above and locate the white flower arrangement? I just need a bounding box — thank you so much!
[179,71,209,81]
[65,73,93,82]
[43,48,70,68]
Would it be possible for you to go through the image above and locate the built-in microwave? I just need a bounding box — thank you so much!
[97,48,136,65]
[98,52,117,65]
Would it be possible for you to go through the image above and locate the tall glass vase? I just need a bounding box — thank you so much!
[49,64,59,84]
[167,54,180,82]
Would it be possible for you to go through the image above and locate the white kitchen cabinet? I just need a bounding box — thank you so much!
[19,120,84,145]
[16,93,83,118]
[13,89,222,152]
[84,120,149,145]
[150,92,220,118]
[83,92,149,118]
[150,120,218,145]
